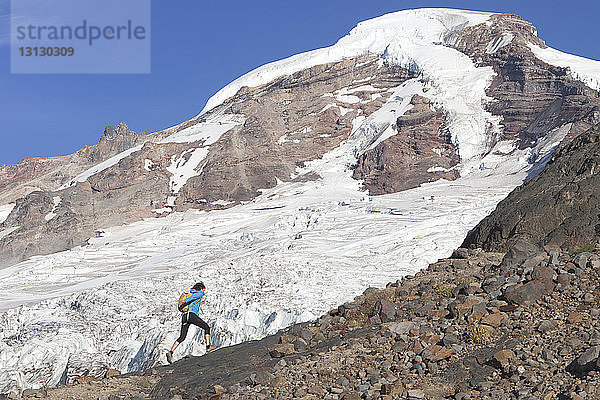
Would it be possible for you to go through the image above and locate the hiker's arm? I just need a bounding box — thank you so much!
[185,291,205,305]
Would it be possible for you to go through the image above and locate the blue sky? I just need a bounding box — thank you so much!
[1,0,599,165]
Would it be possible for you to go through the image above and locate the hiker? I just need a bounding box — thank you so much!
[166,281,216,363]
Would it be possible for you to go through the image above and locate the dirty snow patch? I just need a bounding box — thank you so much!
[427,166,452,173]
[211,200,235,206]
[161,114,245,145]
[61,146,143,189]
[152,207,172,215]
[485,33,514,54]
[365,79,424,150]
[44,197,62,222]
[0,226,19,240]
[144,159,154,171]
[320,104,353,116]
[0,204,15,224]
[167,148,209,194]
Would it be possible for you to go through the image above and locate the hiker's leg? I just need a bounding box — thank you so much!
[188,313,211,345]
[173,314,191,350]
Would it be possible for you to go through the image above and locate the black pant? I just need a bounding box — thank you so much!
[176,312,210,343]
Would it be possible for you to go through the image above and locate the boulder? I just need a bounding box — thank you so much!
[500,238,543,269]
[245,371,275,386]
[537,320,558,333]
[567,346,600,376]
[573,252,592,269]
[387,321,416,335]
[490,349,515,370]
[567,311,584,324]
[269,343,295,358]
[423,345,456,362]
[374,299,398,322]
[503,278,554,305]
[480,313,506,328]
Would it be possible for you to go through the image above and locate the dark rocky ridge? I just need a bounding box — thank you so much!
[462,122,600,253]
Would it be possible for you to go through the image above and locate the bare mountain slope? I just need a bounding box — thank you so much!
[0,123,149,205]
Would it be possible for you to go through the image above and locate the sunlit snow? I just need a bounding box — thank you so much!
[529,43,600,92]
[0,204,14,224]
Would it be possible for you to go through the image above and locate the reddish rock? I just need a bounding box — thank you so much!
[423,345,456,362]
[74,376,97,384]
[374,299,398,322]
[567,311,584,324]
[269,343,295,358]
[504,278,554,305]
[491,349,516,370]
[308,385,326,396]
[105,369,121,378]
[481,312,506,328]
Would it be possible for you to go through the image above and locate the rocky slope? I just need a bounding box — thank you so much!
[462,123,600,253]
[27,247,600,400]
[2,9,600,268]
[0,122,149,205]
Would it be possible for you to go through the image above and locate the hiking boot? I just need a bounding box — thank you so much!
[166,351,173,364]
[206,344,218,352]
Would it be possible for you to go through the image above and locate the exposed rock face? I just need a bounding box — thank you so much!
[0,123,148,205]
[462,123,600,252]
[0,140,187,267]
[176,57,414,208]
[452,14,600,147]
[353,95,459,194]
[78,122,147,164]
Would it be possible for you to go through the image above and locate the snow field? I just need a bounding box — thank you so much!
[0,204,15,224]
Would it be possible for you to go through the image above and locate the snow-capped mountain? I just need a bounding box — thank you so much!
[1,8,599,395]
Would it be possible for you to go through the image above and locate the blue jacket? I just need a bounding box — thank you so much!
[185,289,205,315]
